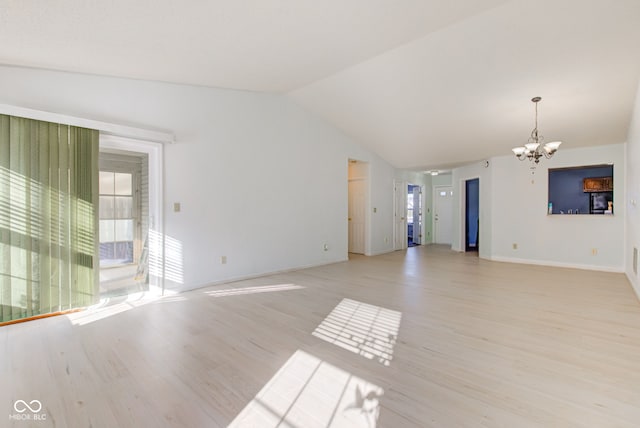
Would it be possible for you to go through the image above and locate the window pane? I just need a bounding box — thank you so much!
[100,243,115,261]
[114,196,133,218]
[115,242,134,264]
[99,196,115,219]
[99,220,115,243]
[115,219,134,242]
[114,173,132,196]
[99,171,115,194]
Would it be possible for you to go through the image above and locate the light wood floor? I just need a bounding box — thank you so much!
[2,245,640,427]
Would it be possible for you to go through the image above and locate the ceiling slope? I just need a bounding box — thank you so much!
[290,0,640,169]
[0,0,507,92]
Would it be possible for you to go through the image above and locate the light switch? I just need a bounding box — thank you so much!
[173,202,181,212]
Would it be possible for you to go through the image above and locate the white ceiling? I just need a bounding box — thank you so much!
[1,0,639,169]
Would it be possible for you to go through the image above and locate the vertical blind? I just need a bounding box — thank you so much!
[0,114,99,323]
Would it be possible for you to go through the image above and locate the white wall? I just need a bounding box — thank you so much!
[0,65,397,291]
[488,144,625,271]
[626,84,640,299]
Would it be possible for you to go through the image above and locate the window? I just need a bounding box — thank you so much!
[407,192,414,224]
[99,171,136,266]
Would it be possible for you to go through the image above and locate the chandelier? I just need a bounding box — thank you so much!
[512,97,561,163]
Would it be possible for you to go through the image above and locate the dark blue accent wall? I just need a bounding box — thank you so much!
[548,165,613,214]
[466,178,479,246]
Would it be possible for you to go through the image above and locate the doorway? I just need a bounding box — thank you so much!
[99,151,149,297]
[465,178,479,252]
[98,134,163,298]
[348,160,368,255]
[407,184,422,247]
[433,186,453,245]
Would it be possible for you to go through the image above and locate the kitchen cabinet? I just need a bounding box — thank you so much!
[583,176,613,192]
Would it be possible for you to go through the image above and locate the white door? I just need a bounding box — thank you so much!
[412,186,422,245]
[434,186,453,244]
[394,181,407,250]
[348,178,365,254]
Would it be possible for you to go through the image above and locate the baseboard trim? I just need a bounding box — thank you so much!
[175,257,349,293]
[489,256,624,273]
[366,249,396,256]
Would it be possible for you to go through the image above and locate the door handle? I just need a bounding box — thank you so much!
[348,218,352,221]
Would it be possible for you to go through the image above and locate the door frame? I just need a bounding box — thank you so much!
[458,175,481,254]
[100,135,165,295]
[464,178,480,252]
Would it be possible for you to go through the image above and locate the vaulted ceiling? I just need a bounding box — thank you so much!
[1,0,639,169]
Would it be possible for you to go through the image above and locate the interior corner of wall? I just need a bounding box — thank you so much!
[627,270,640,302]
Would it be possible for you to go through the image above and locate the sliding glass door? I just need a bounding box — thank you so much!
[0,114,99,323]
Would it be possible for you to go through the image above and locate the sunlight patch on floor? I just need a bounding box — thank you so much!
[229,349,383,428]
[312,299,402,366]
[66,290,177,326]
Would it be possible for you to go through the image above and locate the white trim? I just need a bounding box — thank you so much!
[0,103,174,144]
[366,249,395,257]
[489,255,624,273]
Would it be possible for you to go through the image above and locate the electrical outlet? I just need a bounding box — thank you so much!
[221,256,227,264]
[323,244,329,251]
[512,243,518,250]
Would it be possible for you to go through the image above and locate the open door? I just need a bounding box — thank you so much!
[394,180,407,250]
[348,178,366,254]
[407,184,422,246]
[348,160,368,255]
